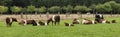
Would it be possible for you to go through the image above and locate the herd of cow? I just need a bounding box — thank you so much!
[5,14,116,27]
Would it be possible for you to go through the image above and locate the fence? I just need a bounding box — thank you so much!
[0,14,119,21]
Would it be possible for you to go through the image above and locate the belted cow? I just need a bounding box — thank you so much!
[82,19,97,24]
[95,14,104,23]
[18,20,38,26]
[47,15,60,25]
[72,18,80,24]
[6,17,17,27]
[64,22,74,27]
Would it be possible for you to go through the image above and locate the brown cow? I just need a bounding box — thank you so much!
[82,19,97,24]
[38,21,47,26]
[47,15,60,25]
[99,19,110,24]
[64,22,74,27]
[18,20,38,26]
[6,17,17,27]
[72,18,80,24]
[111,20,116,23]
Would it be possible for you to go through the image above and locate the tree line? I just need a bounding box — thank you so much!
[0,1,120,14]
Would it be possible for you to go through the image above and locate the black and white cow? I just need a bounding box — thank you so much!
[95,14,104,23]
[6,17,17,27]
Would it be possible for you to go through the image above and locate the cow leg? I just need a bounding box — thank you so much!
[54,22,57,25]
[7,23,12,27]
[52,21,53,26]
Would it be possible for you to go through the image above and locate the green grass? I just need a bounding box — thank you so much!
[0,17,120,37]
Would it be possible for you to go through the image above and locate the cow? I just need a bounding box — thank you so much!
[18,20,38,26]
[95,14,104,23]
[38,21,47,26]
[47,15,60,25]
[72,18,80,24]
[6,17,17,27]
[111,20,116,23]
[64,22,74,27]
[82,19,97,24]
[99,19,110,24]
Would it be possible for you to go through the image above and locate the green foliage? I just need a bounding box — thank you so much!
[21,8,27,13]
[0,6,8,13]
[74,5,91,12]
[26,5,36,12]
[62,5,73,12]
[11,6,22,13]
[48,6,61,13]
[95,3,112,13]
[35,6,46,13]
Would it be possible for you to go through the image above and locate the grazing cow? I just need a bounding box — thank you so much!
[64,22,74,27]
[18,20,38,26]
[95,14,104,23]
[99,19,110,24]
[111,20,116,23]
[82,19,97,24]
[47,15,60,25]
[72,18,80,24]
[6,17,17,27]
[38,21,47,26]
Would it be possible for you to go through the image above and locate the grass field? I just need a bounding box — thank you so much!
[0,17,120,37]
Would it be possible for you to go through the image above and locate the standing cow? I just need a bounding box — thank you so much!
[95,14,104,23]
[6,17,17,27]
[47,15,60,25]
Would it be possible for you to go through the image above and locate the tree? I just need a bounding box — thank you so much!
[62,5,73,13]
[26,5,36,14]
[36,6,46,14]
[0,6,8,14]
[48,6,61,13]
[11,6,22,14]
[74,5,91,13]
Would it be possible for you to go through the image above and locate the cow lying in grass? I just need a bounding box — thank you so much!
[82,19,97,24]
[111,20,116,23]
[72,18,80,24]
[98,19,110,24]
[38,21,47,26]
[6,17,17,27]
[64,22,74,27]
[18,20,38,26]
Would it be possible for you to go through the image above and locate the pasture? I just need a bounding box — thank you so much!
[0,17,120,37]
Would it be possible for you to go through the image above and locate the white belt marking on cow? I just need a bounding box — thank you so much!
[24,20,27,25]
[77,20,80,22]
[45,22,47,26]
[52,15,55,22]
[102,20,106,23]
[99,14,102,18]
[82,19,86,24]
[69,24,71,27]
[92,20,95,24]
[10,18,13,23]
[36,21,40,26]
